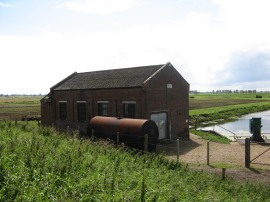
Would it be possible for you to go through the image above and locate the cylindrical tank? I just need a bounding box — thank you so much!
[88,116,159,151]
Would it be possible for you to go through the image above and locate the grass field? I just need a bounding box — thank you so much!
[189,93,270,126]
[1,93,270,125]
[1,121,270,201]
[190,93,270,109]
[0,96,42,121]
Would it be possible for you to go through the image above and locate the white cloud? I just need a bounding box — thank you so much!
[1,0,270,93]
[57,0,139,14]
[0,2,12,7]
[212,0,270,47]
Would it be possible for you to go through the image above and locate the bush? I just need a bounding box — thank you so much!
[256,95,263,98]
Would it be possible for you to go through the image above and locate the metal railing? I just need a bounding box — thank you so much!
[214,125,238,141]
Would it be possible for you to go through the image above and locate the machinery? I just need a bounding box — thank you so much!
[249,117,265,142]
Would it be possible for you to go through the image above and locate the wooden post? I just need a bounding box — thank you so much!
[177,138,180,161]
[195,118,198,130]
[222,168,226,180]
[91,129,94,139]
[245,138,250,168]
[207,141,210,165]
[144,134,148,152]
[117,132,120,145]
[15,119,17,126]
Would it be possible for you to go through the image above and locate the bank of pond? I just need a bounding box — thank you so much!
[197,110,270,141]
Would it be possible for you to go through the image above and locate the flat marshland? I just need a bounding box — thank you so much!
[0,96,42,121]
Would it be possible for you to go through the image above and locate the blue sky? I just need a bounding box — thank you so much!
[0,0,270,94]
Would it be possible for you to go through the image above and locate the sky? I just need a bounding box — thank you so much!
[0,0,270,94]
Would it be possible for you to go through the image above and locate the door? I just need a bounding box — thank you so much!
[151,113,167,139]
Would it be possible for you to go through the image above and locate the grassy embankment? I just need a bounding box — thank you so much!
[0,96,42,121]
[190,93,270,127]
[1,121,270,201]
[190,129,231,144]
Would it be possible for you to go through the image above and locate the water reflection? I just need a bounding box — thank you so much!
[200,110,270,140]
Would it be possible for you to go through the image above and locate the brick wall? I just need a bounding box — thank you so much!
[144,64,189,139]
[41,64,189,139]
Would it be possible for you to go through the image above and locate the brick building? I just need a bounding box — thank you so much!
[41,62,189,139]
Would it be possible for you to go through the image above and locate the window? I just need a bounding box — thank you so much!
[97,101,108,116]
[77,101,87,122]
[59,101,67,120]
[123,101,136,118]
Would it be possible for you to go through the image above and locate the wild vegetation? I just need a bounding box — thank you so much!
[1,121,270,201]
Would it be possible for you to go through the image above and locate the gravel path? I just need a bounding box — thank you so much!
[157,134,270,184]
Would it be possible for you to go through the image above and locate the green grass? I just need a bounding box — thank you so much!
[190,129,231,144]
[190,100,270,126]
[190,93,270,110]
[0,121,270,201]
[0,96,42,121]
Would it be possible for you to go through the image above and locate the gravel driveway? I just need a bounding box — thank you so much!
[157,134,270,184]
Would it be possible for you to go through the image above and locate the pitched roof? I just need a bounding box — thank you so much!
[52,63,167,91]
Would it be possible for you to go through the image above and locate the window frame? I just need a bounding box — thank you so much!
[77,101,87,122]
[122,101,136,118]
[59,101,67,120]
[97,101,109,116]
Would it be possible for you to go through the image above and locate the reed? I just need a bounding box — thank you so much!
[0,121,269,201]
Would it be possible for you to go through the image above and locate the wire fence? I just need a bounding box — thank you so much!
[57,124,182,158]
[5,119,270,174]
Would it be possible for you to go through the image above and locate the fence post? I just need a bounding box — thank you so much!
[144,134,148,152]
[245,138,250,168]
[91,129,94,139]
[177,138,180,161]
[222,168,226,180]
[195,118,198,130]
[117,132,120,145]
[207,141,210,165]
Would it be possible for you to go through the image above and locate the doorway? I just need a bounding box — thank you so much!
[150,112,167,139]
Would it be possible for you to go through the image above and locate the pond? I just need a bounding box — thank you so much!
[200,110,270,141]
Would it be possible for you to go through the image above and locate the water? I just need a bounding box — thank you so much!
[200,110,270,140]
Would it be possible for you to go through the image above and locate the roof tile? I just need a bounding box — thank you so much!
[53,64,165,90]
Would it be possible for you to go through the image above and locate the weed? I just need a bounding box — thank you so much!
[0,122,270,201]
[191,129,231,144]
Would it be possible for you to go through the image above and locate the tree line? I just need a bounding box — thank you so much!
[190,90,270,94]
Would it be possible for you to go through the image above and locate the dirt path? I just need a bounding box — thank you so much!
[157,134,270,185]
